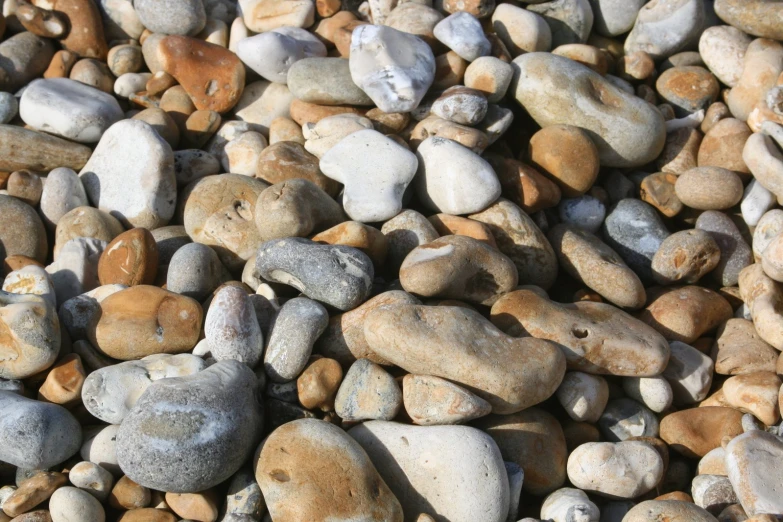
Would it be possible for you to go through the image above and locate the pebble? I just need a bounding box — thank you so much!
[623,376,674,413]
[38,168,89,230]
[350,421,508,522]
[49,486,105,522]
[556,372,608,424]
[80,425,120,475]
[590,0,645,37]
[116,360,262,493]
[0,92,18,124]
[699,25,752,87]
[255,238,374,311]
[663,340,715,404]
[567,441,664,498]
[431,86,487,125]
[641,285,733,344]
[557,196,604,233]
[715,0,783,40]
[264,297,328,382]
[742,180,776,227]
[623,500,718,522]
[256,419,403,521]
[108,476,149,510]
[721,371,782,426]
[624,0,705,59]
[303,113,373,158]
[0,32,55,92]
[2,471,67,518]
[402,374,491,426]
[725,430,783,516]
[0,194,48,264]
[0,124,92,173]
[236,32,304,84]
[433,12,491,62]
[675,167,744,210]
[296,357,342,411]
[728,38,783,122]
[334,359,401,421]
[3,265,56,308]
[651,229,721,285]
[464,56,513,103]
[0,291,60,380]
[68,461,113,501]
[287,57,373,106]
[656,66,720,116]
[696,210,754,287]
[381,209,440,274]
[660,406,744,458]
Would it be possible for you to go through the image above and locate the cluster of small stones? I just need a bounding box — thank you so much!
[2,0,783,521]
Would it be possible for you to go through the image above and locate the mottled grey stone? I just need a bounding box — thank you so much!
[134,0,206,35]
[166,242,230,300]
[598,398,660,442]
[696,210,753,287]
[335,359,402,422]
[264,297,328,382]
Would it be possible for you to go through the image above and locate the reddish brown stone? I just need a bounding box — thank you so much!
[98,228,159,287]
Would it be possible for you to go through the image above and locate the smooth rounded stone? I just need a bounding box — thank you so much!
[39,168,89,230]
[117,360,262,493]
[320,129,417,223]
[641,285,733,344]
[79,424,120,475]
[241,0,315,32]
[303,113,374,158]
[526,0,594,47]
[270,26,327,58]
[624,0,705,59]
[674,167,743,210]
[219,130,267,175]
[728,39,783,122]
[512,53,665,168]
[491,289,670,377]
[255,179,344,241]
[334,359,402,421]
[236,32,304,84]
[0,124,91,173]
[692,474,737,515]
[0,32,55,92]
[433,12,490,62]
[402,374,491,426]
[399,235,517,306]
[695,210,754,287]
[761,232,783,282]
[166,243,229,300]
[365,303,565,414]
[165,491,219,522]
[311,221,388,268]
[0,291,60,380]
[88,285,202,360]
[109,475,151,510]
[657,126,701,176]
[350,421,508,522]
[623,376,674,414]
[36,352,86,406]
[384,3,443,47]
[205,286,264,368]
[69,461,114,501]
[182,174,268,272]
[97,228,158,287]
[602,198,670,283]
[623,500,718,522]
[652,230,721,286]
[19,78,122,145]
[287,57,373,106]
[430,86,487,126]
[427,214,497,248]
[753,209,783,260]
[3,265,56,308]
[741,264,783,351]
[296,357,342,412]
[715,0,783,40]
[699,26,752,88]
[256,141,338,196]
[264,297,328,382]
[49,486,105,522]
[3,471,67,517]
[549,224,645,309]
[114,72,151,98]
[656,67,720,117]
[106,45,144,77]
[662,340,715,404]
[698,446,728,476]
[661,406,744,458]
[464,57,513,103]
[567,441,664,499]
[82,354,206,424]
[742,180,776,227]
[0,92,18,124]
[598,398,659,442]
[722,371,782,426]
[0,391,81,469]
[255,238,373,311]
[555,372,608,423]
[745,126,783,201]
[410,115,490,153]
[557,196,604,234]
[589,0,645,36]
[381,210,439,275]
[255,419,402,522]
[541,488,600,522]
[349,24,436,113]
[79,119,175,229]
[712,318,778,376]
[53,206,121,261]
[0,194,47,264]
[726,430,783,516]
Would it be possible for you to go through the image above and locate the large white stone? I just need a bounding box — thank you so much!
[19,78,123,143]
[236,32,304,84]
[79,119,176,229]
[662,340,714,405]
[566,441,663,499]
[349,24,435,113]
[320,129,418,223]
[433,12,491,62]
[540,488,600,522]
[726,430,783,516]
[414,136,501,214]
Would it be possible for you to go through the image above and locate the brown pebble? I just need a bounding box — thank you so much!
[697,117,752,177]
[427,214,497,248]
[289,98,366,127]
[183,110,221,149]
[432,51,468,90]
[656,66,719,115]
[639,172,683,218]
[116,508,176,522]
[311,221,389,268]
[37,353,86,407]
[316,0,340,17]
[552,44,608,74]
[712,318,779,376]
[268,117,304,145]
[2,254,43,277]
[618,50,655,81]
[486,155,561,213]
[98,228,159,287]
[657,127,702,175]
[654,491,693,502]
[639,285,733,343]
[701,101,730,133]
[674,166,743,210]
[43,50,78,79]
[8,510,52,522]
[297,356,343,411]
[2,472,67,518]
[54,206,124,259]
[7,170,42,207]
[69,59,113,94]
[659,406,744,458]
[48,0,108,59]
[165,490,219,522]
[651,229,721,285]
[109,476,151,510]
[528,125,600,197]
[256,141,339,197]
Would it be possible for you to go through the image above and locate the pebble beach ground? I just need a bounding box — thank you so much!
[1,0,783,521]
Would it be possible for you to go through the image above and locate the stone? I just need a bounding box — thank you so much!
[364,303,566,414]
[712,318,779,375]
[0,391,81,469]
[549,224,645,309]
[381,210,439,275]
[675,167,743,210]
[320,129,417,223]
[68,461,114,501]
[349,24,436,113]
[166,243,228,300]
[39,168,89,230]
[491,4,551,55]
[297,357,343,411]
[255,141,338,196]
[430,87,488,126]
[598,398,659,441]
[402,374,491,426]
[399,235,518,306]
[3,265,56,308]
[657,128,701,176]
[491,289,670,376]
[660,406,744,458]
[384,3,443,48]
[58,284,124,343]
[0,125,91,173]
[433,12,491,62]
[264,297,328,382]
[721,371,782,426]
[350,421,509,522]
[240,0,315,33]
[108,476,150,510]
[312,221,388,268]
[287,57,373,106]
[254,179,344,241]
[80,424,120,475]
[651,230,721,285]
[640,285,733,344]
[742,180,776,227]
[19,78,123,143]
[464,57,513,103]
[159,36,245,113]
[303,113,374,158]
[135,0,205,35]
[116,360,262,493]
[116,509,176,522]
[692,475,737,515]
[624,0,705,60]
[699,26,752,88]
[237,32,304,85]
[223,468,264,520]
[728,38,783,122]
[567,441,664,498]
[49,487,105,522]
[2,471,67,518]
[255,238,373,311]
[38,353,86,406]
[696,210,754,287]
[53,207,120,262]
[623,376,674,413]
[541,487,600,522]
[70,58,113,93]
[556,372,608,423]
[0,32,55,92]
[0,195,47,264]
[657,66,720,116]
[662,340,714,404]
[87,285,202,360]
[715,0,783,40]
[0,291,60,380]
[739,263,783,350]
[205,286,265,368]
[0,92,18,124]
[410,115,490,153]
[526,0,594,47]
[427,214,496,248]
[557,196,604,234]
[335,359,402,421]
[725,430,783,516]
[623,500,719,522]
[97,228,158,287]
[233,81,295,135]
[589,0,645,36]
[530,126,601,198]
[511,53,666,168]
[255,419,403,522]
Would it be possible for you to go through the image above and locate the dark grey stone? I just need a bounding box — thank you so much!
[166,242,230,300]
[151,225,192,265]
[602,198,669,282]
[335,359,402,422]
[598,398,660,442]
[695,210,753,287]
[116,360,263,493]
[264,297,329,383]
[255,238,374,311]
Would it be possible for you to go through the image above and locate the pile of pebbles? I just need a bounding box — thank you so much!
[2,0,783,520]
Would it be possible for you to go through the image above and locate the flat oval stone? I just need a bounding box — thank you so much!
[675,167,743,210]
[0,390,81,469]
[364,303,566,414]
[264,297,328,382]
[556,371,609,423]
[256,141,339,196]
[98,228,158,287]
[117,360,262,493]
[19,78,123,143]
[335,358,402,421]
[205,286,264,368]
[400,235,518,306]
[491,289,670,377]
[0,292,60,380]
[255,419,403,522]
[511,52,666,168]
[402,374,491,425]
[87,285,202,360]
[0,195,48,265]
[656,66,719,116]
[567,441,663,498]
[255,238,374,311]
[598,398,659,441]
[349,421,509,522]
[288,57,373,106]
[715,0,783,40]
[639,285,733,344]
[49,486,105,522]
[660,407,744,458]
[39,168,89,230]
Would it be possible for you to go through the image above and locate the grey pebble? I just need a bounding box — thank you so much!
[46,238,106,306]
[205,285,264,368]
[287,58,374,106]
[167,242,230,300]
[695,210,754,287]
[0,92,18,124]
[558,195,605,234]
[598,398,660,442]
[225,468,265,519]
[151,225,192,266]
[527,0,595,46]
[335,359,402,422]
[380,209,439,276]
[264,297,329,382]
[266,380,299,404]
[0,32,55,92]
[174,150,221,187]
[134,0,206,36]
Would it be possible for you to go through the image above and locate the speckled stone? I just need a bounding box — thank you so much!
[335,359,402,421]
[264,297,329,382]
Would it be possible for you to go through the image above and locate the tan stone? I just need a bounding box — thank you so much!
[2,472,67,518]
[727,38,783,122]
[640,172,683,218]
[116,509,175,522]
[54,206,124,259]
[402,374,491,426]
[37,353,85,406]
[639,286,734,344]
[675,166,744,210]
[722,371,782,425]
[69,58,113,93]
[527,124,600,197]
[297,357,343,411]
[289,98,366,127]
[43,49,77,79]
[432,51,467,91]
[712,318,779,375]
[2,255,43,278]
[738,263,783,350]
[9,510,53,522]
[656,66,720,115]
[97,228,158,287]
[660,407,744,458]
[697,118,752,176]
[651,229,721,285]
[255,141,339,196]
[7,170,43,207]
[311,221,388,268]
[365,108,409,135]
[108,476,150,510]
[268,116,305,145]
[617,50,655,81]
[314,11,356,44]
[657,127,702,175]
[624,500,715,521]
[165,490,219,522]
[0,125,91,173]
[410,116,489,154]
[88,285,202,360]
[427,214,496,247]
[486,155,561,214]
[552,44,608,74]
